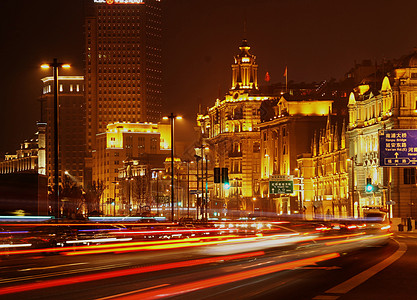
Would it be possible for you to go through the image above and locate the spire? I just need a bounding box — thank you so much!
[312,131,317,156]
[231,39,258,91]
[341,118,346,149]
[333,124,339,151]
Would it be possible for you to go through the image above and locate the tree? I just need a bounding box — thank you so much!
[60,177,84,219]
[84,180,105,216]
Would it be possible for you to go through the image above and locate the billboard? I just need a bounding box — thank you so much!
[379,129,417,167]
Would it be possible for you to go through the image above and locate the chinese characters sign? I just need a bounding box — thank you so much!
[94,0,144,4]
[269,175,294,194]
[379,129,417,166]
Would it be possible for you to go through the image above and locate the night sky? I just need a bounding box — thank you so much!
[1,0,417,156]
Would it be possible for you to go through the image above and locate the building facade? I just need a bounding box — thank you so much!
[297,117,349,220]
[93,122,170,215]
[0,123,46,175]
[259,95,333,216]
[40,76,86,187]
[197,39,275,217]
[84,0,163,185]
[0,123,48,215]
[347,52,417,220]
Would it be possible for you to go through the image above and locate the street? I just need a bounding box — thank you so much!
[0,227,411,300]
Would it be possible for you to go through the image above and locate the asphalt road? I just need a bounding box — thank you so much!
[0,231,403,300]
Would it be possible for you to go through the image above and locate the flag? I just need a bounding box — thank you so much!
[283,66,287,77]
[264,71,270,82]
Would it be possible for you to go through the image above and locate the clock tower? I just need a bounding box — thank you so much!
[231,39,258,91]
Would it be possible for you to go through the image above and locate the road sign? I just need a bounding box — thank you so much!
[190,190,202,195]
[379,129,417,167]
[269,178,294,194]
[270,175,293,181]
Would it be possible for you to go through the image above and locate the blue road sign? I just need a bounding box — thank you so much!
[379,129,417,166]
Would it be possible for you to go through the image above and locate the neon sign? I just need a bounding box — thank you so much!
[93,0,145,4]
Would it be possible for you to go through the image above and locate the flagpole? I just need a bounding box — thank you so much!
[286,69,288,93]
[284,66,288,93]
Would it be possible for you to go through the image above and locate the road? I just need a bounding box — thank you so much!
[0,228,410,299]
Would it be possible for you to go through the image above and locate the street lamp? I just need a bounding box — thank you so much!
[41,59,70,221]
[347,157,355,218]
[112,181,119,216]
[163,113,182,221]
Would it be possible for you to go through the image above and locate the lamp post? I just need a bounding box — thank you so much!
[347,157,355,218]
[151,168,162,216]
[112,181,118,216]
[194,154,201,220]
[41,59,70,221]
[163,113,182,222]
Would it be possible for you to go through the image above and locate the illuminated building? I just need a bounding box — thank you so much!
[40,76,86,188]
[297,117,349,220]
[259,95,332,216]
[0,123,48,215]
[197,39,275,217]
[347,51,417,219]
[0,123,46,175]
[84,0,163,185]
[94,122,170,215]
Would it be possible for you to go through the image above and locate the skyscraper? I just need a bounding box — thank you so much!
[40,76,86,187]
[84,0,163,184]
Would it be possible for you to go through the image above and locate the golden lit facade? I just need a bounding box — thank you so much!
[259,95,332,216]
[93,122,170,215]
[197,39,275,216]
[84,0,163,184]
[0,123,46,175]
[298,118,349,220]
[348,52,417,219]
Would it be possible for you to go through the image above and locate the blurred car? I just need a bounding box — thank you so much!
[20,225,77,248]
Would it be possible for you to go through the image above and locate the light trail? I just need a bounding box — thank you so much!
[0,251,265,295]
[113,252,341,300]
[325,233,393,246]
[0,235,238,256]
[0,243,32,249]
[61,233,299,256]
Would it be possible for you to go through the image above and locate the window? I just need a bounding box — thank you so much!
[404,168,416,184]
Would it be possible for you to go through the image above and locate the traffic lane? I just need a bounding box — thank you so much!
[7,236,394,300]
[164,238,398,300]
[335,234,416,299]
[0,231,391,288]
[0,230,317,280]
[0,247,344,300]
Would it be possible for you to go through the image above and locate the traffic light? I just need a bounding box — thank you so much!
[365,178,374,193]
[221,167,229,189]
[214,167,221,183]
